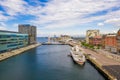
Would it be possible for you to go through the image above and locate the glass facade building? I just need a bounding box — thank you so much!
[0,30,28,53]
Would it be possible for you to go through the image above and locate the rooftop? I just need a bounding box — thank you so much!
[0,30,27,34]
[19,24,36,27]
[0,30,18,33]
[87,30,99,32]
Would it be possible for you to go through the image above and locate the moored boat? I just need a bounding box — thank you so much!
[70,45,86,65]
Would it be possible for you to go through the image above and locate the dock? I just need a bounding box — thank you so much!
[0,43,41,61]
[81,47,120,80]
[42,42,68,45]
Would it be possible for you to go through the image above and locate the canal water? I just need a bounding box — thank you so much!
[0,45,106,80]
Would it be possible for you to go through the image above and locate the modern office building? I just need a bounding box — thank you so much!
[86,30,100,43]
[0,30,28,53]
[18,24,36,44]
[117,29,120,54]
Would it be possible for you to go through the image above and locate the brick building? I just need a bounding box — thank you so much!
[117,29,120,54]
[101,35,106,49]
[89,36,102,46]
[104,34,117,53]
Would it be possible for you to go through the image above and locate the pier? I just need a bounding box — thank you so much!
[0,43,41,61]
[41,42,68,45]
[80,47,120,80]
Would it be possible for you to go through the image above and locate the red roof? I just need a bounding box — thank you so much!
[94,36,102,38]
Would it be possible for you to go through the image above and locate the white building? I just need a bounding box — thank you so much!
[86,30,100,43]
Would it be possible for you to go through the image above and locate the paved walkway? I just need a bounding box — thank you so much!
[97,49,120,62]
[82,48,120,80]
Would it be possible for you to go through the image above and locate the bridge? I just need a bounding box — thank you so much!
[41,42,68,45]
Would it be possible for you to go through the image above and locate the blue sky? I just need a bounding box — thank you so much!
[0,0,120,37]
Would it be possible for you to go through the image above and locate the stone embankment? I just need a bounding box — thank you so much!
[80,47,120,80]
[0,43,41,61]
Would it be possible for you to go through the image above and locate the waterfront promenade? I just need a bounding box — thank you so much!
[97,49,120,62]
[64,41,120,80]
[80,47,120,80]
[0,43,41,61]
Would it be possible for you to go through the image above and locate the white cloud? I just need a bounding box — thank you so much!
[0,0,28,21]
[103,18,120,27]
[1,0,120,26]
[0,0,27,16]
[96,10,120,27]
[13,23,19,27]
[105,18,120,23]
[29,0,120,29]
[97,23,104,26]
[0,0,120,35]
[37,29,85,37]
[0,11,12,21]
[0,22,7,30]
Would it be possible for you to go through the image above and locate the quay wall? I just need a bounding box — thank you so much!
[0,43,41,61]
[83,53,117,80]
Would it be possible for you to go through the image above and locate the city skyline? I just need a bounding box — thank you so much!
[0,0,120,37]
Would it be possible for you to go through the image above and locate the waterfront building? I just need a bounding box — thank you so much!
[86,30,100,43]
[117,29,120,54]
[0,30,28,53]
[89,36,102,46]
[60,35,71,41]
[101,34,106,49]
[104,34,117,53]
[18,24,36,44]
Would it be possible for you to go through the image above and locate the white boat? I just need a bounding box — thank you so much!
[70,45,86,65]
